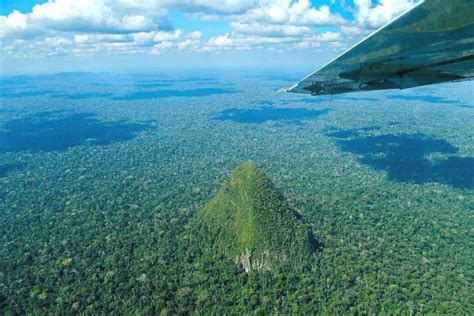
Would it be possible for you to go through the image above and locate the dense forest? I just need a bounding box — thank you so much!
[0,73,473,314]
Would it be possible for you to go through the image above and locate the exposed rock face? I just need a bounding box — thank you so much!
[195,161,317,273]
[238,249,252,273]
[236,249,272,273]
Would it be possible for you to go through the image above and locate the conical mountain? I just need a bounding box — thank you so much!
[194,161,317,272]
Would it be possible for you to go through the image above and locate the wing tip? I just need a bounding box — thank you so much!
[278,83,299,94]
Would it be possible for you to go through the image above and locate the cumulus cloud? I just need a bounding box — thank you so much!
[353,0,421,28]
[0,0,262,40]
[231,23,311,37]
[202,33,295,51]
[0,10,36,38]
[4,0,415,58]
[340,25,371,37]
[200,0,347,53]
[201,30,343,52]
[172,0,258,15]
[0,0,172,38]
[0,0,205,57]
[229,0,345,37]
[316,31,341,42]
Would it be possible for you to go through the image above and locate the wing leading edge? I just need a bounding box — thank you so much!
[286,0,474,96]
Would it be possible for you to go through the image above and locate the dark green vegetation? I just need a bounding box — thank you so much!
[0,73,473,314]
[0,90,54,98]
[0,111,152,153]
[387,94,473,108]
[191,161,316,272]
[216,106,328,124]
[112,87,239,100]
[326,130,474,189]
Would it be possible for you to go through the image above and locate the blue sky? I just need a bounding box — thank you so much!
[0,0,420,75]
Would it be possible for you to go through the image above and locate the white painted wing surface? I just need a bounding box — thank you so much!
[286,0,474,96]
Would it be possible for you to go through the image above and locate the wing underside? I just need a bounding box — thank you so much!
[286,0,474,96]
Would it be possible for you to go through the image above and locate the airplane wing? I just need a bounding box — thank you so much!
[285,0,474,96]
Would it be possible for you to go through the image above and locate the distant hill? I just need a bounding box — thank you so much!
[192,161,317,272]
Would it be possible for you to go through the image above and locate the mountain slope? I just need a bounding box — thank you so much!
[193,161,317,272]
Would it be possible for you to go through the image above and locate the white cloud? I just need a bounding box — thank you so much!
[316,31,341,42]
[340,25,371,37]
[229,0,345,38]
[236,0,344,26]
[287,2,345,26]
[206,33,235,47]
[0,10,34,38]
[4,10,28,29]
[172,0,258,15]
[0,0,207,57]
[354,0,421,28]
[202,30,343,52]
[0,0,172,38]
[230,22,311,37]
[1,0,349,58]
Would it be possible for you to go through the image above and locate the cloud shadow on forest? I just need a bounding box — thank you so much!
[112,87,238,100]
[0,163,24,201]
[215,106,329,124]
[0,111,153,153]
[0,163,24,178]
[387,94,473,108]
[327,129,474,189]
[0,90,54,99]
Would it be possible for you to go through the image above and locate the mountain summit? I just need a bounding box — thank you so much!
[195,161,317,272]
